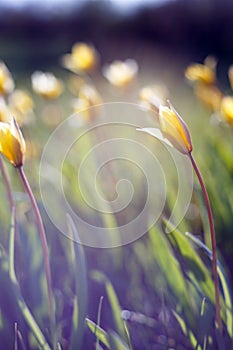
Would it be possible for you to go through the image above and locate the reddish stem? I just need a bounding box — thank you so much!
[18,166,55,343]
[189,153,222,332]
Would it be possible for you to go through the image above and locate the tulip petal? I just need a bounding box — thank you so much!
[137,127,174,148]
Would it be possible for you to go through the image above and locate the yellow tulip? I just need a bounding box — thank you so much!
[62,42,98,73]
[159,104,192,154]
[31,71,63,99]
[139,103,192,155]
[0,117,26,167]
[103,59,138,87]
[220,96,233,126]
[185,63,215,84]
[0,62,15,96]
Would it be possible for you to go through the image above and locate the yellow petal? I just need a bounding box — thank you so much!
[103,59,138,87]
[159,105,192,154]
[0,118,25,167]
[220,96,233,126]
[185,64,215,84]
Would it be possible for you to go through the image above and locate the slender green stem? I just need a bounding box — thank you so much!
[18,166,56,345]
[0,156,14,212]
[189,153,222,332]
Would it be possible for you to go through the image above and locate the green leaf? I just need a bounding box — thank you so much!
[86,318,110,348]
[91,271,125,340]
[173,311,197,349]
[108,331,129,350]
[186,232,233,337]
[165,222,215,305]
[67,214,88,350]
[96,296,104,349]
[148,226,189,309]
[8,209,51,350]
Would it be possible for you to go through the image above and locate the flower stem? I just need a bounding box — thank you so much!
[189,153,222,332]
[0,156,14,212]
[18,166,56,345]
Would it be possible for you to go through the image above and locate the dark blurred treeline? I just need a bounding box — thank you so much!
[0,0,233,70]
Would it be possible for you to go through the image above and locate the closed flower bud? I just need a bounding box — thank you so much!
[0,117,26,167]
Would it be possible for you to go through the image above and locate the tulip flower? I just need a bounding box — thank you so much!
[0,117,26,167]
[31,71,63,99]
[103,59,138,87]
[62,42,98,73]
[138,101,222,332]
[220,96,233,126]
[185,63,215,85]
[138,102,192,154]
[0,61,15,96]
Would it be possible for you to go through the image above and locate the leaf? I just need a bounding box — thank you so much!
[86,318,110,348]
[173,311,197,348]
[164,221,215,306]
[91,271,125,340]
[137,128,173,149]
[148,226,189,310]
[8,209,51,350]
[108,331,130,350]
[67,214,88,350]
[96,296,104,349]
[186,232,233,337]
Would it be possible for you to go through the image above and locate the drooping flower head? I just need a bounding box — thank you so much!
[138,102,192,155]
[159,103,192,154]
[0,117,26,167]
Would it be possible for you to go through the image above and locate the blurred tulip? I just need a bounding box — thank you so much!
[185,63,215,85]
[31,71,63,99]
[0,61,15,96]
[220,96,233,126]
[62,42,98,73]
[103,59,138,87]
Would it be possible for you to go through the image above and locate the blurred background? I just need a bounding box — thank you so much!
[1,0,233,71]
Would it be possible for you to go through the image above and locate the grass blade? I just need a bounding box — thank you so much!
[108,331,129,350]
[8,209,51,350]
[96,296,104,349]
[67,214,88,350]
[86,318,110,348]
[186,231,233,337]
[91,271,125,340]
